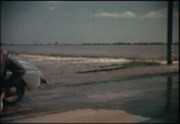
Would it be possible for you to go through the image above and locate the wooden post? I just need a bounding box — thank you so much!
[167,1,173,65]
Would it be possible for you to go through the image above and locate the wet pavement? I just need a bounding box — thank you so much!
[0,73,179,123]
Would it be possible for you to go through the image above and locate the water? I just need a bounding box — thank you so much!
[2,45,179,58]
[1,73,179,123]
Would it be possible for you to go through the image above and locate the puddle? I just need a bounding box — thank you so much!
[11,109,150,123]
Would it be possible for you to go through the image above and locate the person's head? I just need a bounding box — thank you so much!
[0,49,8,75]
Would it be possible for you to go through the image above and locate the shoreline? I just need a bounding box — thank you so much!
[1,43,179,46]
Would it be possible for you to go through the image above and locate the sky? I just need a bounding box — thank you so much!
[1,1,179,44]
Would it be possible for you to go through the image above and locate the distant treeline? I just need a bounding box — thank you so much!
[115,42,179,45]
[83,42,179,45]
[1,42,179,46]
[82,42,174,45]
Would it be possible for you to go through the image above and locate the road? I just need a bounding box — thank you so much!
[0,73,179,123]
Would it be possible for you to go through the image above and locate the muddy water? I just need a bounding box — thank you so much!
[1,73,179,123]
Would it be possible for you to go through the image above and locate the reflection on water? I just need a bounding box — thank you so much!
[165,76,173,112]
[1,73,179,123]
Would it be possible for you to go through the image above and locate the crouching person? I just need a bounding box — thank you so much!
[0,49,25,112]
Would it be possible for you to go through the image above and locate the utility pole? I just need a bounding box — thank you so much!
[167,1,173,65]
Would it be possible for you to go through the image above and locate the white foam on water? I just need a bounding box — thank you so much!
[21,54,130,64]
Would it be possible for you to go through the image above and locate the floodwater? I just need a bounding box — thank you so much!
[2,44,179,58]
[1,73,179,123]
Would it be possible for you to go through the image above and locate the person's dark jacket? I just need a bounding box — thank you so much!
[0,50,25,87]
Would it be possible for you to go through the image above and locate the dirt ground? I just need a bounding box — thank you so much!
[11,109,150,123]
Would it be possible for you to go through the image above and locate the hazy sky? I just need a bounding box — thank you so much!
[1,1,179,44]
